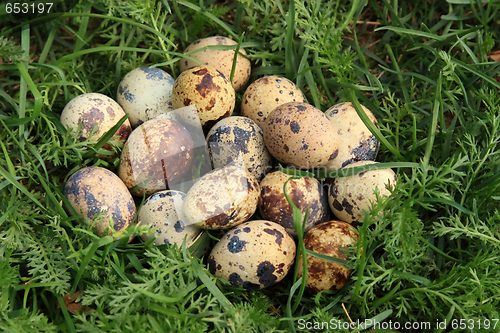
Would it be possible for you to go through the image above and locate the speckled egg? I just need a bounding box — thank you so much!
[264,102,339,168]
[118,118,194,197]
[241,76,307,127]
[180,36,251,91]
[182,164,259,229]
[138,190,203,247]
[171,65,235,132]
[208,220,296,290]
[297,221,358,293]
[116,67,175,127]
[60,93,132,158]
[324,102,379,170]
[206,116,272,181]
[328,161,397,223]
[64,166,136,237]
[259,170,330,237]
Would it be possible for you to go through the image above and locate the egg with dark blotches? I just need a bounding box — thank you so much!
[171,65,235,132]
[297,220,359,293]
[180,36,251,91]
[182,164,259,230]
[116,67,175,127]
[241,76,307,127]
[324,102,380,170]
[118,118,194,197]
[264,102,339,169]
[259,170,330,237]
[60,93,132,159]
[138,190,203,247]
[208,220,296,290]
[328,161,397,223]
[63,166,136,237]
[206,116,272,182]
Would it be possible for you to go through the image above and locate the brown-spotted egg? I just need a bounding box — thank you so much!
[64,166,136,236]
[182,164,259,230]
[241,76,307,127]
[329,161,397,223]
[264,102,339,168]
[259,170,330,237]
[138,190,202,246]
[171,65,235,132]
[206,116,272,182]
[180,36,251,91]
[116,67,175,127]
[208,220,296,290]
[324,102,379,170]
[60,93,132,158]
[118,118,194,197]
[297,220,358,293]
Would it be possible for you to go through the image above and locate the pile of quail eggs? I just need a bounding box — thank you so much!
[62,36,397,293]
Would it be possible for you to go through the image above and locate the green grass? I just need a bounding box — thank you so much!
[2,0,500,331]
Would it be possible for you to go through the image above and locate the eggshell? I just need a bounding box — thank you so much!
[180,36,251,91]
[206,116,272,181]
[259,170,330,237]
[182,164,259,229]
[297,221,358,293]
[117,67,175,127]
[172,66,235,132]
[118,118,194,197]
[138,190,202,247]
[328,161,397,223]
[241,76,307,127]
[63,166,136,236]
[208,220,296,290]
[60,93,132,158]
[264,102,339,168]
[324,102,379,170]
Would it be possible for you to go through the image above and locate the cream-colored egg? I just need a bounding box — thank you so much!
[297,220,358,293]
[328,161,397,223]
[259,170,330,237]
[138,190,202,246]
[182,164,259,229]
[118,118,194,197]
[172,66,235,132]
[324,102,379,170]
[180,36,251,91]
[64,166,136,237]
[206,116,272,181]
[116,67,175,127]
[264,102,339,168]
[208,220,296,290]
[60,93,132,158]
[241,76,307,127]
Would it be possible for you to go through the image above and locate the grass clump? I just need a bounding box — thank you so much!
[2,0,500,331]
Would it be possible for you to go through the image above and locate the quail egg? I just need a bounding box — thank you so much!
[180,36,251,91]
[206,116,272,181]
[118,118,194,197]
[172,65,235,132]
[241,76,307,127]
[328,161,397,223]
[264,102,339,169]
[259,170,330,237]
[64,166,136,237]
[208,220,296,290]
[116,67,175,127]
[182,164,259,230]
[324,102,379,170]
[297,220,359,293]
[138,190,203,247]
[60,93,132,158]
